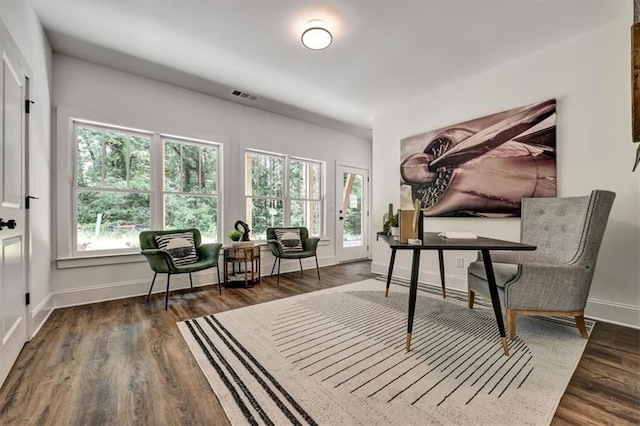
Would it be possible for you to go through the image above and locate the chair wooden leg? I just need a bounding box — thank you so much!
[147,272,157,301]
[508,309,517,340]
[299,258,303,275]
[189,273,193,290]
[216,265,222,295]
[315,254,320,280]
[165,273,171,310]
[468,289,475,309]
[576,314,589,338]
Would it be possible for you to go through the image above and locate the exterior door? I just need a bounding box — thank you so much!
[1,26,28,387]
[336,165,369,263]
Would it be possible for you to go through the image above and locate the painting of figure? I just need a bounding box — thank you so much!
[400,99,556,217]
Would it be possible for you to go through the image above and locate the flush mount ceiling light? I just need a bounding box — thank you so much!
[301,20,332,50]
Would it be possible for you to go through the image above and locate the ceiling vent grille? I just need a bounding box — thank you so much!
[231,90,258,101]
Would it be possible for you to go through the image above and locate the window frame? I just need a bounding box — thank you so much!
[245,149,324,241]
[70,118,222,257]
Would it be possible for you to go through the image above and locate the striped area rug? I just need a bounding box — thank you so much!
[178,279,591,425]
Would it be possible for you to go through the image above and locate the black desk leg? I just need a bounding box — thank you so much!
[406,249,421,351]
[437,249,446,299]
[481,250,509,356]
[385,248,397,297]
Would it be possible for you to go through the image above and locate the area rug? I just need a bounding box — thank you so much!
[178,279,593,425]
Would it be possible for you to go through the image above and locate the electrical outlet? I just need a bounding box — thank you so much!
[456,257,464,268]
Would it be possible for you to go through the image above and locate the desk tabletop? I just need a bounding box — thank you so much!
[379,233,536,251]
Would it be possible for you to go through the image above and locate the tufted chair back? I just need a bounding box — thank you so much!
[520,190,616,267]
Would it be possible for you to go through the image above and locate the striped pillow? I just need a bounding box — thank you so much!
[154,232,198,266]
[274,229,303,253]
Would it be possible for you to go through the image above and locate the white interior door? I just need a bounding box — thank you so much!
[336,165,369,263]
[1,29,28,387]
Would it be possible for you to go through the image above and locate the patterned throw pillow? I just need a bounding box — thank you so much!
[154,232,198,266]
[274,229,303,253]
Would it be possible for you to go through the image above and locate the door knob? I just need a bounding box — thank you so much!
[0,219,16,230]
[339,216,344,220]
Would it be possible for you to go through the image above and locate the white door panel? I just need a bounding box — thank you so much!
[1,27,28,387]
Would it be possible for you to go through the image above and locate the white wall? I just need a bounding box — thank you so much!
[51,54,371,307]
[372,15,640,328]
[1,2,53,336]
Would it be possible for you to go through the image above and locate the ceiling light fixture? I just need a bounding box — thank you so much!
[301,20,332,50]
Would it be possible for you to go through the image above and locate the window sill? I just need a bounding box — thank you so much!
[56,252,147,269]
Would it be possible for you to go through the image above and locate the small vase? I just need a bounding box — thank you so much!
[391,227,400,239]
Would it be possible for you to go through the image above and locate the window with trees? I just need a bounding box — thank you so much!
[245,150,323,240]
[73,120,220,254]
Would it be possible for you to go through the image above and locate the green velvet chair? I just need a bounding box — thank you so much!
[139,229,222,309]
[266,227,320,286]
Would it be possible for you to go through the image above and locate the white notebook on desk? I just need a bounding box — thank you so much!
[438,231,478,239]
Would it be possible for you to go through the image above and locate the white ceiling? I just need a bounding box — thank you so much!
[32,0,629,138]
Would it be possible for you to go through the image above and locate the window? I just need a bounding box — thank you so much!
[73,120,220,254]
[245,150,323,240]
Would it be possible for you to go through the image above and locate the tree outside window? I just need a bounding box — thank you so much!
[246,151,323,240]
[74,121,220,254]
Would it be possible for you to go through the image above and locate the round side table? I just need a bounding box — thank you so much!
[223,245,261,288]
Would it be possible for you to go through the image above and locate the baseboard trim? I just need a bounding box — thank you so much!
[585,298,640,329]
[372,262,640,329]
[371,261,467,291]
[30,292,53,340]
[53,255,336,309]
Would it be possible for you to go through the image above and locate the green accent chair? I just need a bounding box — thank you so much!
[266,227,320,286]
[139,229,222,309]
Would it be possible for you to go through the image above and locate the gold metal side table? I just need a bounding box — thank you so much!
[223,245,261,288]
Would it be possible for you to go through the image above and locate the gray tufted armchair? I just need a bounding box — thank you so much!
[467,190,615,340]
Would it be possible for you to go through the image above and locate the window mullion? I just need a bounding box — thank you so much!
[151,134,164,229]
[283,156,290,226]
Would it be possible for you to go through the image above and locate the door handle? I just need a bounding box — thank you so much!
[339,216,344,220]
[0,219,16,230]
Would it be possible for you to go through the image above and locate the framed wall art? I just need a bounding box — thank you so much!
[400,99,557,217]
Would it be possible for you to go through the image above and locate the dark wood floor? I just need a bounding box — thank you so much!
[0,261,638,425]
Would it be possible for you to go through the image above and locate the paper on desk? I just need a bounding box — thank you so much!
[438,232,478,239]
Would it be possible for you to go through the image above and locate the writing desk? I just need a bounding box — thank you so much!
[379,233,536,356]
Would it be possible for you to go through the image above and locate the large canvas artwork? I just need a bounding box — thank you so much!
[400,99,557,217]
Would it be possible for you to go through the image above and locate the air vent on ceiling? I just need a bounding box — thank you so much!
[231,89,258,101]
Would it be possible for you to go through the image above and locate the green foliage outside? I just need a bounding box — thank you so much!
[342,174,363,242]
[76,126,218,251]
[75,126,351,251]
[246,153,322,240]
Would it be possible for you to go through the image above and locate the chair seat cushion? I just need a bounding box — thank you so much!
[278,250,316,259]
[154,232,198,266]
[468,261,519,288]
[174,258,217,273]
[274,229,303,252]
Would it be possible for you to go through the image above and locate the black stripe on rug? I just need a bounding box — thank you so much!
[202,316,306,426]
[190,319,274,426]
[184,320,259,426]
[210,315,319,426]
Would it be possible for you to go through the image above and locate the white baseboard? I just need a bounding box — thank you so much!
[372,262,640,329]
[53,255,336,309]
[30,292,53,340]
[585,298,640,329]
[371,261,467,291]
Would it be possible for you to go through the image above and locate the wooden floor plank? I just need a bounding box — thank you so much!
[0,261,638,425]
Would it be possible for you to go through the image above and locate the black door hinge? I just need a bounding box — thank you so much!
[26,195,39,209]
[26,292,30,305]
[25,99,35,114]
